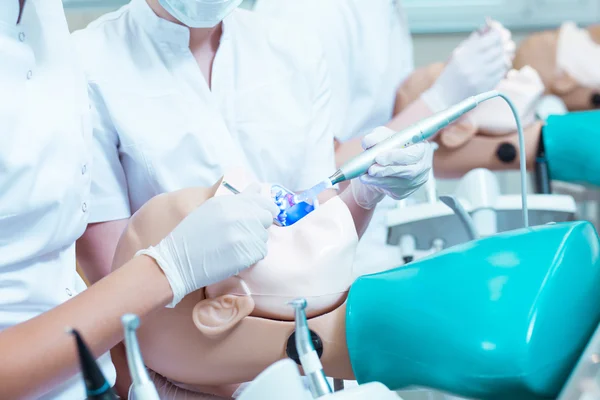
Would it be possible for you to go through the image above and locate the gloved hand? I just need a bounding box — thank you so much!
[439,65,545,148]
[421,19,516,113]
[557,22,600,88]
[137,184,279,308]
[351,127,433,209]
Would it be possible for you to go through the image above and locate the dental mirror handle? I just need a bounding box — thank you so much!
[329,96,481,186]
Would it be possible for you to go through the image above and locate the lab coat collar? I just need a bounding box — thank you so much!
[130,0,234,47]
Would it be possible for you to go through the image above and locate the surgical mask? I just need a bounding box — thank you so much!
[158,0,243,28]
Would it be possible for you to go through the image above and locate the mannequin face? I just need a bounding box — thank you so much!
[206,172,358,321]
[112,171,358,389]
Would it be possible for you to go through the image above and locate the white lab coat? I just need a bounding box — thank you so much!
[72,0,336,223]
[0,0,115,398]
[253,0,416,276]
[253,0,414,141]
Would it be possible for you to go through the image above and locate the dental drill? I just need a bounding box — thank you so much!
[69,329,118,400]
[121,314,160,400]
[296,91,530,228]
[289,298,333,398]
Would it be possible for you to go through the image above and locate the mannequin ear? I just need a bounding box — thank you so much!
[193,295,255,338]
[438,120,478,149]
[553,72,579,95]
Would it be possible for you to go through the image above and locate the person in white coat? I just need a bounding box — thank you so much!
[253,0,516,275]
[0,1,282,398]
[73,0,434,284]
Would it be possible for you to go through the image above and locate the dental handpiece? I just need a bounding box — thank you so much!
[289,298,332,398]
[121,314,160,400]
[328,95,486,187]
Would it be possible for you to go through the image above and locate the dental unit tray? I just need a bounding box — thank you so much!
[222,182,315,227]
[387,194,576,250]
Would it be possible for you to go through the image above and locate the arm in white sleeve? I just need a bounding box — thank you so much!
[87,82,132,224]
[76,83,131,283]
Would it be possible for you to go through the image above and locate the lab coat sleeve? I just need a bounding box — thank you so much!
[297,51,337,190]
[87,83,132,223]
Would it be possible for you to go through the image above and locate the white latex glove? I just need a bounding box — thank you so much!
[473,65,544,134]
[557,22,600,87]
[352,127,433,209]
[137,184,279,308]
[440,65,545,146]
[422,19,515,113]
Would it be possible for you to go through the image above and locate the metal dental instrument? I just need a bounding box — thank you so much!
[121,314,160,400]
[295,95,487,204]
[222,181,241,195]
[222,181,283,227]
[288,298,332,398]
[297,90,530,228]
[69,328,118,400]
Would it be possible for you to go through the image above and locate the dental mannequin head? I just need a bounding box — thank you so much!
[514,23,600,111]
[115,177,600,400]
[206,172,358,320]
[112,170,358,394]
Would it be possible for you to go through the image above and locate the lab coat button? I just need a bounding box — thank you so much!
[26,70,33,80]
[82,202,88,212]
[81,164,87,175]
[66,288,72,296]
[19,32,25,42]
